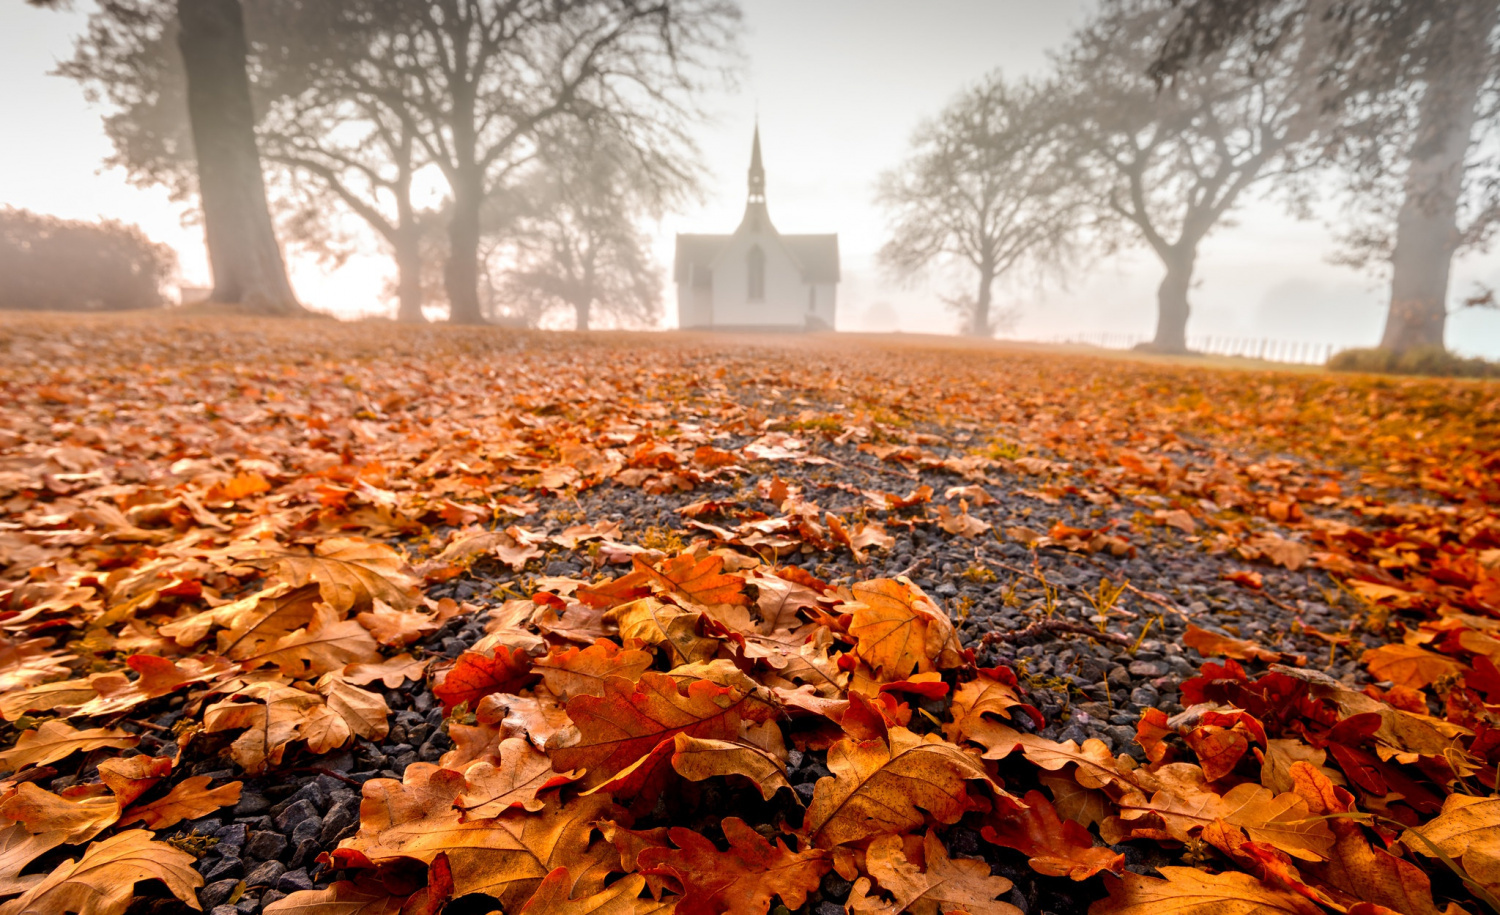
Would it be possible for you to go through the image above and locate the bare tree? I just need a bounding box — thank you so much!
[1154,0,1500,354]
[43,0,302,314]
[489,125,680,331]
[63,0,736,325]
[875,74,1080,337]
[321,0,737,324]
[1056,0,1322,353]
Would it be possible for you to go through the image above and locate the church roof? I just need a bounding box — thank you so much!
[674,126,839,285]
[674,233,840,284]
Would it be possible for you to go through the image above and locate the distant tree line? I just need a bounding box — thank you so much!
[34,0,737,328]
[878,0,1500,357]
[0,208,176,312]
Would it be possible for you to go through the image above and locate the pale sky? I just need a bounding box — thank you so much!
[4,0,1500,356]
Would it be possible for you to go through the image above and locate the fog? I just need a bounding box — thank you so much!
[3,0,1499,358]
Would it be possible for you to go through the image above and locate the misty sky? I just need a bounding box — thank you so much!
[4,0,1500,356]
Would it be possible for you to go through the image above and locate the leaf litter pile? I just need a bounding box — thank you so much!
[1,315,1499,915]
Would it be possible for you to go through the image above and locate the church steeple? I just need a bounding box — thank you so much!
[748,123,766,203]
[741,123,773,233]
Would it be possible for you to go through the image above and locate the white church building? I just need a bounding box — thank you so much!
[674,128,840,331]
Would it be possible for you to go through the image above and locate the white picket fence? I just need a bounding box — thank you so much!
[1044,332,1340,365]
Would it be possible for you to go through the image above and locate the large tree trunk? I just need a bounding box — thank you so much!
[574,297,592,332]
[1380,1,1497,355]
[176,0,301,315]
[970,258,995,337]
[1150,246,1196,353]
[393,226,424,324]
[444,165,485,324]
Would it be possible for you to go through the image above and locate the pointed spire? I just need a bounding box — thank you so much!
[748,121,766,204]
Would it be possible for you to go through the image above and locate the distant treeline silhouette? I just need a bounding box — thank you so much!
[0,208,176,312]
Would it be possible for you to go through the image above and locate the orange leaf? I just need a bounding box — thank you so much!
[638,817,828,915]
[851,829,1019,914]
[846,578,963,680]
[981,790,1124,880]
[1090,867,1322,915]
[532,640,654,700]
[548,672,778,790]
[432,646,537,713]
[117,776,242,829]
[1361,643,1470,690]
[636,553,749,607]
[1184,624,1281,663]
[802,726,1010,848]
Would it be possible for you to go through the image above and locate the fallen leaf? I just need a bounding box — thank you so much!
[0,829,203,915]
[639,817,828,915]
[981,790,1124,880]
[0,721,137,773]
[1184,624,1281,663]
[803,727,1008,848]
[1088,866,1322,915]
[850,829,1019,915]
[118,776,241,829]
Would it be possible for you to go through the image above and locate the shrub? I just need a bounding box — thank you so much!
[0,208,176,312]
[1328,345,1500,379]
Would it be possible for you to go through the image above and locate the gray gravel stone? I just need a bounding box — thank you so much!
[200,879,240,910]
[210,906,239,915]
[233,791,270,816]
[277,868,316,893]
[245,860,286,887]
[290,816,322,845]
[319,798,360,845]
[273,798,319,835]
[245,830,287,862]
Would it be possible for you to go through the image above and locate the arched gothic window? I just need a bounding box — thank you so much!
[748,246,765,301]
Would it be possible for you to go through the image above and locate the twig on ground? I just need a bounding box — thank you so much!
[981,618,1134,646]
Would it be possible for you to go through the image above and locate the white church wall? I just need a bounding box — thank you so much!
[677,279,713,328]
[710,231,809,328]
[810,283,837,328]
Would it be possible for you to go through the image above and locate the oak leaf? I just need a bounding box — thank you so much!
[847,579,963,680]
[636,553,749,607]
[75,655,235,718]
[0,782,118,844]
[356,602,439,647]
[0,822,68,895]
[532,640,653,700]
[0,721,137,773]
[849,829,1018,915]
[456,737,582,816]
[343,654,429,689]
[638,817,829,915]
[669,734,792,801]
[549,672,778,789]
[518,867,651,915]
[268,537,421,611]
[0,829,204,915]
[1109,779,1334,861]
[981,790,1124,880]
[605,598,719,665]
[803,727,1008,848]
[1404,794,1500,895]
[1184,625,1281,663]
[1087,866,1322,915]
[118,776,241,829]
[432,647,536,715]
[262,880,406,915]
[333,766,619,910]
[239,604,382,678]
[96,754,174,810]
[1361,644,1470,690]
